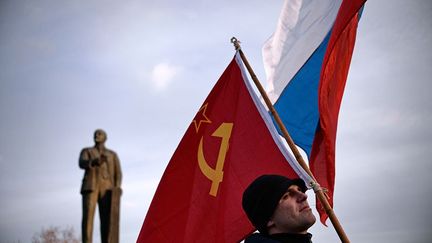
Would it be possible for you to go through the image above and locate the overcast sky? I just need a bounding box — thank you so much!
[0,0,431,242]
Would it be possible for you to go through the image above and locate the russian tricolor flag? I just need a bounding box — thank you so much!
[263,0,366,224]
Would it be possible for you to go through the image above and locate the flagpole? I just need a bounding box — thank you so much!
[231,37,350,243]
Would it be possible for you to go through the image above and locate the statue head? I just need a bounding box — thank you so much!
[94,129,107,144]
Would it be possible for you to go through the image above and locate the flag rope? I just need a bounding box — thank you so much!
[230,37,350,243]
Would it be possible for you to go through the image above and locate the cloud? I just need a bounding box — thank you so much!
[151,62,183,91]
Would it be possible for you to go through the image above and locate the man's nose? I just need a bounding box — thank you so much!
[296,191,308,202]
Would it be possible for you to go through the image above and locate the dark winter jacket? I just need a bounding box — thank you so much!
[244,233,313,243]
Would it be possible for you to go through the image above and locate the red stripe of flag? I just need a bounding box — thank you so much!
[311,0,367,225]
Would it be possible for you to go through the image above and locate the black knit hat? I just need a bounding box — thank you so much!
[242,174,307,234]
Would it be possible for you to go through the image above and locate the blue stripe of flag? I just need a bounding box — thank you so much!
[272,30,331,158]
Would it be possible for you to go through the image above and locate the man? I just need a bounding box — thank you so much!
[79,129,122,243]
[242,174,316,243]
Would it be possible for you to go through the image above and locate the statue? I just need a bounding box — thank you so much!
[79,129,122,243]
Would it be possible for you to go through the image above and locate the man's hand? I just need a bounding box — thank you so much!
[91,158,101,166]
[89,153,107,167]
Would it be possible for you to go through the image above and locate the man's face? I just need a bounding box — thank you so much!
[94,130,107,144]
[267,184,316,234]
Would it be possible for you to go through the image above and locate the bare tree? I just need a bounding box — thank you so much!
[32,226,79,243]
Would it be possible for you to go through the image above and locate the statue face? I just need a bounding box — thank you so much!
[94,129,107,143]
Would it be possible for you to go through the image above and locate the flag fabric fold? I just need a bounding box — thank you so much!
[263,0,366,224]
[137,53,311,243]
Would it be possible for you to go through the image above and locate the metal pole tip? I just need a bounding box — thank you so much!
[230,37,241,50]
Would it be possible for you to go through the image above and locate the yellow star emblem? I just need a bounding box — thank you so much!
[193,103,212,133]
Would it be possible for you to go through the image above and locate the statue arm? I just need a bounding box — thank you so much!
[79,149,98,169]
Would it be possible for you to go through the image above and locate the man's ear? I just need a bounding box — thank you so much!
[267,218,275,228]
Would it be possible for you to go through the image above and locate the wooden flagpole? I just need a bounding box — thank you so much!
[231,37,350,243]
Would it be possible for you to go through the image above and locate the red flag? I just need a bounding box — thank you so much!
[311,0,366,224]
[137,54,306,242]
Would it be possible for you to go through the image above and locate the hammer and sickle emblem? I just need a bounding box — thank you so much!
[197,123,233,197]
